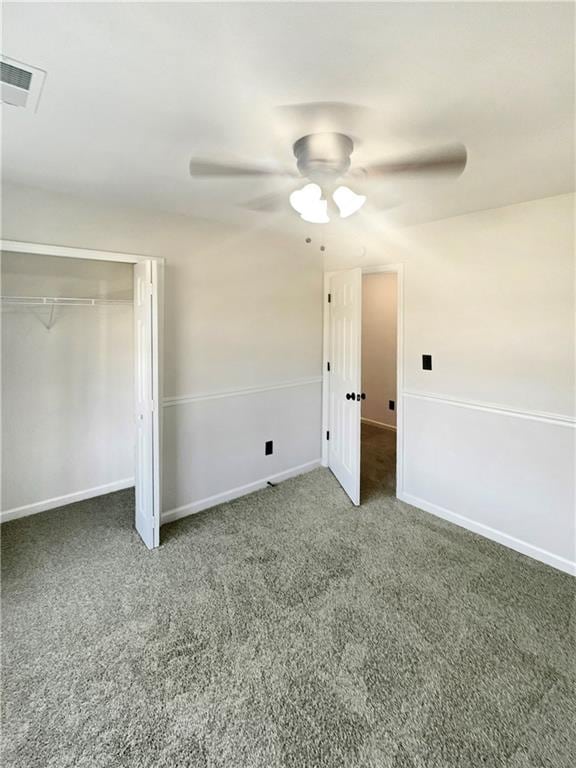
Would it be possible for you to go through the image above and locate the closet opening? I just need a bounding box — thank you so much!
[1,242,162,549]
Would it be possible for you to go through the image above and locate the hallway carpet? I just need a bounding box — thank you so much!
[2,426,575,767]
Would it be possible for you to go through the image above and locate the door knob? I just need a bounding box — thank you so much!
[360,393,366,400]
[346,392,356,400]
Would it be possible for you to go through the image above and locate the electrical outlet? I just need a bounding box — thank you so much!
[389,400,395,411]
[265,440,273,456]
[422,354,432,371]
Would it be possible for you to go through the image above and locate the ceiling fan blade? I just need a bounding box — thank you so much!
[354,143,467,179]
[368,195,402,211]
[240,180,303,212]
[240,191,291,212]
[189,158,295,178]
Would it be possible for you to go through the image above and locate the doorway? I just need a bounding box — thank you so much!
[322,265,403,505]
[360,271,398,502]
[0,240,163,549]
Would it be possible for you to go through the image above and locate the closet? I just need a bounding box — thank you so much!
[1,251,135,522]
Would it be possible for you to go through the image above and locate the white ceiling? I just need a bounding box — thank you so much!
[2,1,574,229]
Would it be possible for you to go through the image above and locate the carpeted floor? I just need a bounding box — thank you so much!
[2,425,575,767]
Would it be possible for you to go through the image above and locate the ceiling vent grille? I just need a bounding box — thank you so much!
[1,62,32,91]
[1,56,46,111]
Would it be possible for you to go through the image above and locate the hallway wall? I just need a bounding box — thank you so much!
[361,272,397,429]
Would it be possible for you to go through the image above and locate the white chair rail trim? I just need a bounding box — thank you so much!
[403,391,575,428]
[163,377,323,408]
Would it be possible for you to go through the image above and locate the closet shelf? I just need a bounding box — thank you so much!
[1,295,132,307]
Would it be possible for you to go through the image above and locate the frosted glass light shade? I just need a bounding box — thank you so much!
[290,183,330,224]
[333,186,367,218]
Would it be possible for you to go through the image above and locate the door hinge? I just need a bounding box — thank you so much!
[327,361,330,372]
[326,430,330,440]
[327,293,331,303]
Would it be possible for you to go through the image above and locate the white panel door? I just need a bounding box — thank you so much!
[328,268,362,505]
[134,260,160,549]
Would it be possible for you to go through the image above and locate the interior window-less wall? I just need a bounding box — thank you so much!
[361,272,397,429]
[325,193,575,574]
[1,183,324,523]
[1,252,135,517]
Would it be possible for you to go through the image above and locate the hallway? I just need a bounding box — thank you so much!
[361,422,396,502]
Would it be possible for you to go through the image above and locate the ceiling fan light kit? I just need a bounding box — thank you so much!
[188,104,467,223]
[289,183,330,224]
[333,186,367,219]
[290,182,367,223]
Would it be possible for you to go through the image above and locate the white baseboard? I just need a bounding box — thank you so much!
[1,478,135,524]
[162,459,322,525]
[398,491,576,576]
[361,417,397,432]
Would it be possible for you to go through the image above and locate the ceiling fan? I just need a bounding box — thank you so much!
[188,104,467,222]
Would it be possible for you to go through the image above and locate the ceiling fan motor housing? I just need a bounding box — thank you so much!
[293,133,354,181]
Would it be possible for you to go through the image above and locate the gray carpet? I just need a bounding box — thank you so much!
[2,425,575,767]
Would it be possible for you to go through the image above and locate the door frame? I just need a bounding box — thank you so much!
[322,263,404,498]
[1,239,164,544]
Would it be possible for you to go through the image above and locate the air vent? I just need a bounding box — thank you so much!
[1,56,46,111]
[1,62,32,91]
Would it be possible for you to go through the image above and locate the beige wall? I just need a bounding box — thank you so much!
[1,182,324,519]
[325,193,575,572]
[3,183,574,572]
[361,272,397,428]
[325,194,575,416]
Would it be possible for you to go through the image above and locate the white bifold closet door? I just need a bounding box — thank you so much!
[327,268,362,505]
[134,260,161,549]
